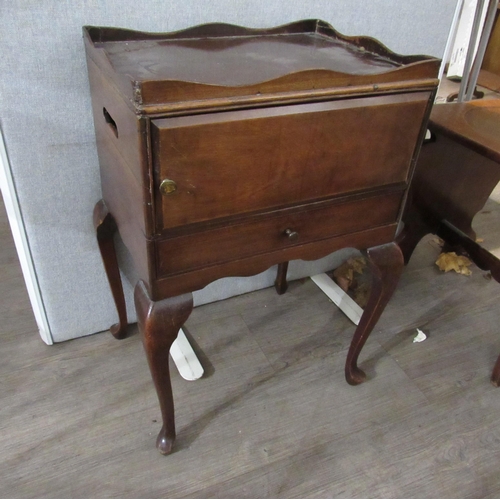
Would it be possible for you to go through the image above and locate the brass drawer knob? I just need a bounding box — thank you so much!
[284,228,299,242]
[160,179,177,195]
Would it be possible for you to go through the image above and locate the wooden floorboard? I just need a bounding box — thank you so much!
[1,185,500,498]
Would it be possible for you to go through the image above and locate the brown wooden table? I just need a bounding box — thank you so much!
[84,20,439,454]
[398,99,500,387]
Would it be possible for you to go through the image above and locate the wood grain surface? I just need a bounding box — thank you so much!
[83,21,439,111]
[152,94,428,230]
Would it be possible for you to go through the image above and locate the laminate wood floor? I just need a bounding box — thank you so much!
[1,188,500,498]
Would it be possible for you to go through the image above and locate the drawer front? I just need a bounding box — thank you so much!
[152,92,430,231]
[155,190,403,277]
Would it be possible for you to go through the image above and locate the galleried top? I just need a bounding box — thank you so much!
[83,20,440,112]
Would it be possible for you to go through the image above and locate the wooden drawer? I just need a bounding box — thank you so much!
[155,190,403,277]
[151,92,429,231]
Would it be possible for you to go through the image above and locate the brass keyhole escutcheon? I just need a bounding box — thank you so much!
[160,179,177,196]
[285,228,299,242]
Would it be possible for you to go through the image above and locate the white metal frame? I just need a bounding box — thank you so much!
[443,0,497,102]
[311,273,363,325]
[171,329,204,380]
[0,126,53,345]
[439,0,465,82]
[464,0,498,100]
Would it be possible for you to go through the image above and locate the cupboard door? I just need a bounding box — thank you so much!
[152,92,430,230]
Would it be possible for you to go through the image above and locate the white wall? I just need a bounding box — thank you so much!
[0,0,457,343]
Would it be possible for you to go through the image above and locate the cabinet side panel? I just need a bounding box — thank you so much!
[86,55,152,284]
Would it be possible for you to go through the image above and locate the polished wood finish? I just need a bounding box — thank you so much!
[84,20,439,114]
[85,21,439,452]
[152,94,428,231]
[424,100,500,162]
[155,191,403,278]
[134,281,193,454]
[274,262,289,295]
[400,100,500,385]
[93,200,128,339]
[401,101,500,263]
[345,242,404,385]
[86,56,153,285]
[153,224,399,300]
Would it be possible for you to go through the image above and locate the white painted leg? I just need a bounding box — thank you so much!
[170,328,204,381]
[311,273,363,326]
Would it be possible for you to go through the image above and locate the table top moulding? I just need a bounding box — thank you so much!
[82,19,441,115]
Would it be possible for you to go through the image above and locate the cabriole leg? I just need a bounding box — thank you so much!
[345,242,404,385]
[275,261,289,295]
[93,199,128,339]
[134,281,193,455]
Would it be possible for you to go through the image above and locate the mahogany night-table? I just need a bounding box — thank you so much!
[84,20,439,454]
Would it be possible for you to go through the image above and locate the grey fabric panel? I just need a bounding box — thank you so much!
[0,1,455,342]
